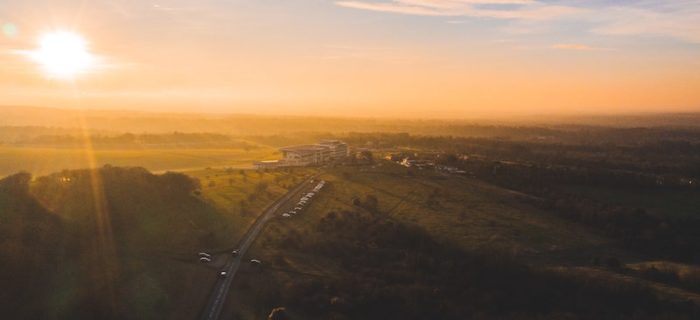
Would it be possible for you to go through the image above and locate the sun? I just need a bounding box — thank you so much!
[28,31,96,79]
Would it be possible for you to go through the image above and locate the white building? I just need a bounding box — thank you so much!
[253,140,348,169]
[279,144,332,166]
[319,140,349,159]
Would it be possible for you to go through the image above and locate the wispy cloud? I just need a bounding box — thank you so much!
[551,43,613,51]
[591,3,700,44]
[336,0,700,44]
[335,0,582,20]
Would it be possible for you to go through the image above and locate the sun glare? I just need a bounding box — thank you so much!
[28,31,96,79]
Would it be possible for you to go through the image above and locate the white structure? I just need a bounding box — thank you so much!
[253,140,348,169]
[319,140,349,159]
[279,144,331,166]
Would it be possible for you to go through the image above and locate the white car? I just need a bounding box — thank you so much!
[198,252,211,258]
[219,271,228,277]
[199,257,211,263]
[231,250,239,256]
[250,259,262,265]
[282,213,291,218]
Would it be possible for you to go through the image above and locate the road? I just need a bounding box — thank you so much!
[199,175,318,320]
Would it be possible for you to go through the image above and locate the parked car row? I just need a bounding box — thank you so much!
[282,180,325,218]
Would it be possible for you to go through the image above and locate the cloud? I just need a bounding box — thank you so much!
[336,0,700,44]
[551,43,612,51]
[335,0,582,20]
[591,4,700,44]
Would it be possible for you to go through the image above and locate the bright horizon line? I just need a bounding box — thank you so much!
[4,104,700,122]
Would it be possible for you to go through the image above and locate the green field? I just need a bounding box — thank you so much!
[559,184,700,219]
[0,146,280,178]
[227,162,625,318]
[184,167,318,245]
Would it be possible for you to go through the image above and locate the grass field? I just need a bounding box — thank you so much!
[0,146,280,178]
[270,163,608,259]
[559,184,700,219]
[156,167,317,320]
[226,162,628,319]
[184,167,318,245]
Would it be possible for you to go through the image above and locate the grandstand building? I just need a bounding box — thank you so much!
[253,140,348,169]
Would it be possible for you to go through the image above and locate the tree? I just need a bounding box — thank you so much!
[256,181,269,194]
[359,150,374,164]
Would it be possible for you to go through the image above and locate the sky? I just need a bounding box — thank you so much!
[0,0,699,118]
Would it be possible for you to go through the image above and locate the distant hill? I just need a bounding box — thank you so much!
[0,166,233,319]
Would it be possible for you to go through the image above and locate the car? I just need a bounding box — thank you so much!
[199,257,211,263]
[289,210,297,215]
[294,206,302,210]
[198,252,211,257]
[282,213,291,218]
[219,271,227,277]
[231,250,239,256]
[250,259,262,265]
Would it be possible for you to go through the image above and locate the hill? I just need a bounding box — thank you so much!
[0,165,288,319]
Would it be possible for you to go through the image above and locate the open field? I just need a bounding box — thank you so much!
[558,184,700,219]
[184,167,318,245]
[0,146,279,178]
[226,163,615,318]
[221,161,700,319]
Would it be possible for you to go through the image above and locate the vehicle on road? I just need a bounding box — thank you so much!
[294,206,302,210]
[198,252,211,257]
[219,271,227,277]
[231,250,239,256]
[282,213,291,218]
[250,259,262,265]
[199,257,212,263]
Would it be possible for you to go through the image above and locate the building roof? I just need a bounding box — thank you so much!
[319,139,346,146]
[279,144,330,155]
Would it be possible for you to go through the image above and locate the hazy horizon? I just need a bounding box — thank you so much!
[4,104,700,124]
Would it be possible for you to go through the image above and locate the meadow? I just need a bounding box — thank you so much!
[228,162,699,319]
[0,146,279,178]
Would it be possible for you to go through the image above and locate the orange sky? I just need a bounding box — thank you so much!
[1,0,699,118]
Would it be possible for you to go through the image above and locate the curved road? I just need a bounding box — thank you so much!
[199,175,318,320]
